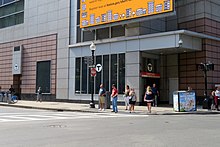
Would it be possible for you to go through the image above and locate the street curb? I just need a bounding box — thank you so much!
[1,103,220,115]
[157,111,220,115]
[0,103,98,113]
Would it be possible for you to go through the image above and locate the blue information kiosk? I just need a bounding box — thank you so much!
[173,91,197,112]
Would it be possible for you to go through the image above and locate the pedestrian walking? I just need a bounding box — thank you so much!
[98,84,106,111]
[36,87,42,102]
[144,86,153,113]
[129,88,137,113]
[124,85,130,110]
[211,87,217,110]
[152,83,159,107]
[214,86,220,110]
[111,84,118,113]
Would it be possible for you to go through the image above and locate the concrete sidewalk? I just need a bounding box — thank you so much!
[0,100,220,115]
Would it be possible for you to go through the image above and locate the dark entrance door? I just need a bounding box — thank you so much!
[13,75,21,100]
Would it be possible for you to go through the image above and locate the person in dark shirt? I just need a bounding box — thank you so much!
[9,85,15,95]
[151,83,159,107]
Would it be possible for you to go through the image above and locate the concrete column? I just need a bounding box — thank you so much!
[125,51,141,103]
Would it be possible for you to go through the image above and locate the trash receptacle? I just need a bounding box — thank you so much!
[105,91,111,109]
[203,97,211,109]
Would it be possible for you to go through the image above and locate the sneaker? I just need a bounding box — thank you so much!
[98,108,102,111]
[111,110,115,112]
[102,109,105,111]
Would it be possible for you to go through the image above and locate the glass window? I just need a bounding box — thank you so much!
[7,14,15,26]
[36,61,51,93]
[74,53,125,95]
[3,0,14,5]
[103,55,109,91]
[0,0,24,29]
[77,10,80,25]
[118,54,125,94]
[97,27,109,40]
[111,25,125,38]
[83,30,95,42]
[76,26,81,43]
[111,54,117,89]
[81,57,88,94]
[95,56,102,94]
[15,12,24,24]
[77,0,80,9]
[75,58,81,94]
[88,67,92,94]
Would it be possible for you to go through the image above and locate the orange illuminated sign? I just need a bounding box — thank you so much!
[80,0,174,28]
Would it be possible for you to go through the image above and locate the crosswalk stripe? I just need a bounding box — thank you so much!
[0,112,148,123]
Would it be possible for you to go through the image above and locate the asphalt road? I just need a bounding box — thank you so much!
[0,107,220,147]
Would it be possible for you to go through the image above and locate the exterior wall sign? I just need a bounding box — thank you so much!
[141,72,160,78]
[80,0,174,28]
[147,63,153,72]
[96,64,102,72]
[91,67,97,77]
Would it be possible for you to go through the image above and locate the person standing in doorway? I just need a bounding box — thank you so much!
[124,85,130,110]
[98,84,106,111]
[152,83,159,107]
[144,86,154,113]
[111,84,118,113]
[36,87,42,102]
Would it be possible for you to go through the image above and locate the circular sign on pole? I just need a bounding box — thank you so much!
[96,64,102,72]
[90,68,96,77]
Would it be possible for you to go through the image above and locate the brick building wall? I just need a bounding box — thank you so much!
[0,34,57,100]
[179,17,220,100]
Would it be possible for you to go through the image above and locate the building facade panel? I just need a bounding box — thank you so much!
[0,34,57,98]
[0,0,70,100]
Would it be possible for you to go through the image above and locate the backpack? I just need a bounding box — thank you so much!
[131,94,137,101]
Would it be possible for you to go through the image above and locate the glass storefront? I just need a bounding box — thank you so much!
[75,53,125,94]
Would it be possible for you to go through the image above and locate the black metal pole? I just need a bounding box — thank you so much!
[204,65,208,99]
[90,50,95,108]
[203,63,209,109]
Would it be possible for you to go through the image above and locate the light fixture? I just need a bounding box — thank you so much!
[90,42,96,51]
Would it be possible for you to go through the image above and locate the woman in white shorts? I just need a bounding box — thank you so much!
[124,85,130,110]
